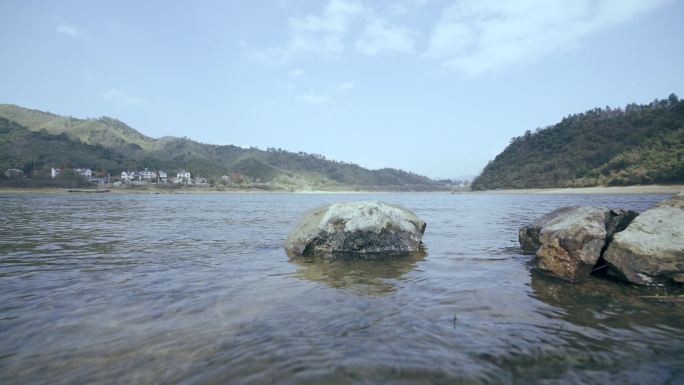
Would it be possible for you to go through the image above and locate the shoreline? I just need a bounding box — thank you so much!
[0,187,401,195]
[471,184,683,195]
[0,184,681,195]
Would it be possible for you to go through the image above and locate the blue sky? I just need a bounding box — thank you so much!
[1,0,683,178]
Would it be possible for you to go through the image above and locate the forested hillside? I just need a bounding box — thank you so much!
[472,94,684,190]
[0,117,127,172]
[0,104,443,190]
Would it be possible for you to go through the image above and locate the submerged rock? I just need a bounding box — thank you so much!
[519,206,637,282]
[603,194,684,285]
[284,201,426,258]
[290,251,425,296]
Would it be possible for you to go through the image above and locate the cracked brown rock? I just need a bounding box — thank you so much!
[519,206,637,282]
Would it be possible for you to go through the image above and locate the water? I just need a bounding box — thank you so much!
[1,192,682,385]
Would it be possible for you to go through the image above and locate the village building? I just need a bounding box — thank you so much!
[139,168,157,182]
[176,170,191,184]
[158,171,168,183]
[73,168,92,179]
[120,171,138,182]
[51,167,92,179]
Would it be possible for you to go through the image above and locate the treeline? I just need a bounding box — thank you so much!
[472,94,684,190]
[0,117,126,175]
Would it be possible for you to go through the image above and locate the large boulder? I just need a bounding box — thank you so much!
[603,194,684,285]
[284,201,426,258]
[519,207,575,253]
[519,206,637,282]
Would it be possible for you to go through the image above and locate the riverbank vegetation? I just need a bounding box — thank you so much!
[472,94,684,190]
[0,105,450,191]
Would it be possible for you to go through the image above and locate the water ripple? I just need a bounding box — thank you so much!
[0,192,682,385]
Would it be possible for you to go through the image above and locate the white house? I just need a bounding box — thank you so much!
[74,168,92,179]
[195,177,208,185]
[221,175,231,182]
[121,171,138,182]
[140,168,157,181]
[51,168,61,179]
[176,170,191,184]
[158,171,168,183]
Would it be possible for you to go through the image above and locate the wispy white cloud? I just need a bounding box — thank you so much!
[251,0,365,65]
[355,18,417,55]
[426,0,668,76]
[337,81,356,91]
[251,0,665,74]
[102,89,147,105]
[297,88,332,105]
[289,0,363,34]
[295,81,356,106]
[56,24,78,37]
[56,22,87,38]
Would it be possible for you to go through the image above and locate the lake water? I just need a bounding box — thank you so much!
[1,192,683,384]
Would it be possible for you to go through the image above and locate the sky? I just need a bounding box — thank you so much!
[1,0,683,179]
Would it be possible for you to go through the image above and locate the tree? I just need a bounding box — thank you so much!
[668,93,679,105]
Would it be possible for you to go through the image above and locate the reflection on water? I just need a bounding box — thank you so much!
[1,192,682,385]
[290,250,426,296]
[530,271,684,329]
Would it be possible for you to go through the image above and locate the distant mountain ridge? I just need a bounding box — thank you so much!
[0,104,443,190]
[471,94,684,190]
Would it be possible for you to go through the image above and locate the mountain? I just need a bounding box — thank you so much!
[471,94,684,190]
[0,105,155,154]
[0,104,444,191]
[0,116,127,172]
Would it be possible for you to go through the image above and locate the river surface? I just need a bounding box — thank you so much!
[1,192,683,385]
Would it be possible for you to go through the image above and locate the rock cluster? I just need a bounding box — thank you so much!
[519,193,683,285]
[284,201,426,258]
[519,206,637,282]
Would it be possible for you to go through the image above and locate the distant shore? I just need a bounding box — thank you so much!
[0,187,276,194]
[0,184,681,195]
[472,184,683,195]
[0,187,382,194]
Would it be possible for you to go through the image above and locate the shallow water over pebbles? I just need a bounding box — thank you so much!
[1,192,682,384]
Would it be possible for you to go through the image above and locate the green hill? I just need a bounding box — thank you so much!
[0,105,155,155]
[0,104,443,191]
[471,94,684,190]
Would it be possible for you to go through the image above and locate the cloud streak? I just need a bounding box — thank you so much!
[355,19,417,55]
[248,0,668,75]
[296,81,356,106]
[56,23,87,38]
[251,0,364,65]
[297,88,332,105]
[426,0,668,76]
